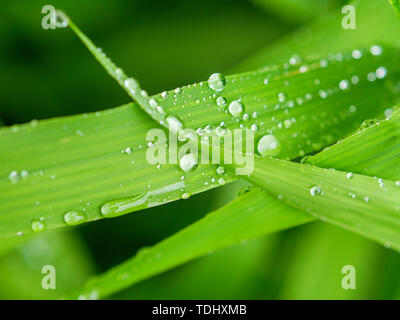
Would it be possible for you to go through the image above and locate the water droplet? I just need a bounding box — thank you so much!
[376,66,387,79]
[228,100,244,117]
[349,105,357,113]
[257,134,280,156]
[8,171,19,184]
[346,172,354,179]
[396,181,400,187]
[149,98,158,108]
[278,92,286,102]
[161,91,168,99]
[31,219,46,232]
[367,72,377,82]
[166,116,183,133]
[264,78,269,85]
[20,170,29,180]
[370,45,383,56]
[124,78,139,93]
[339,80,349,90]
[310,186,322,196]
[124,147,132,155]
[218,178,226,185]
[179,154,198,172]
[207,73,226,92]
[251,124,259,132]
[55,10,69,28]
[64,210,87,226]
[352,49,362,60]
[216,166,225,175]
[216,96,227,107]
[181,192,191,199]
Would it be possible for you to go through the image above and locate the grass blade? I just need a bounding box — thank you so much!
[73,110,400,299]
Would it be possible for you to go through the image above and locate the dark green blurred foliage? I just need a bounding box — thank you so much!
[1,0,400,300]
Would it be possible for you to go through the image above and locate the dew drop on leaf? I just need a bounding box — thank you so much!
[179,154,198,172]
[216,96,227,107]
[64,210,87,226]
[181,192,191,200]
[8,170,19,184]
[207,73,226,92]
[310,186,322,196]
[216,166,225,175]
[346,172,354,179]
[228,100,244,117]
[257,134,280,156]
[31,219,46,232]
[166,115,183,133]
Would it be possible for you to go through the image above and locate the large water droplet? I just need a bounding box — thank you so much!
[64,210,87,226]
[207,73,226,92]
[228,100,244,117]
[257,134,280,156]
[179,154,198,172]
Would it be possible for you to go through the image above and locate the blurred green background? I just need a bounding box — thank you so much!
[1,0,400,300]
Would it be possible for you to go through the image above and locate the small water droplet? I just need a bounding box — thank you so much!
[181,192,191,199]
[310,186,322,196]
[346,172,354,179]
[218,178,226,185]
[8,171,19,184]
[376,66,387,79]
[339,80,349,90]
[216,166,225,175]
[31,219,46,232]
[352,49,362,60]
[216,96,227,107]
[124,78,139,93]
[370,45,383,56]
[166,115,183,133]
